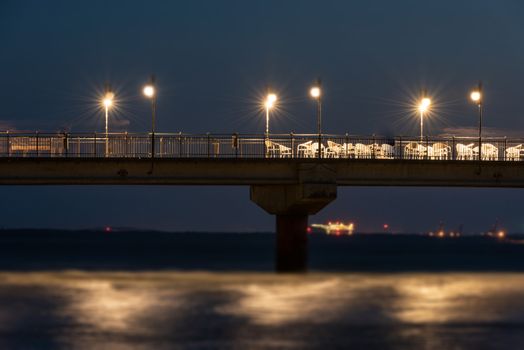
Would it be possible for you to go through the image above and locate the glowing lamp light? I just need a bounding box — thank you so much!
[310,86,321,99]
[143,85,155,98]
[419,97,431,113]
[265,93,277,109]
[470,90,482,103]
[103,92,114,108]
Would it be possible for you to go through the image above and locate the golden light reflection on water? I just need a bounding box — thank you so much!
[217,278,342,325]
[0,272,179,334]
[64,280,157,331]
[0,271,524,334]
[392,274,524,324]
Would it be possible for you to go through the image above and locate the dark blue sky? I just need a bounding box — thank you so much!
[1,0,524,233]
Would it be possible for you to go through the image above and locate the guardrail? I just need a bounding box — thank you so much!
[0,132,523,161]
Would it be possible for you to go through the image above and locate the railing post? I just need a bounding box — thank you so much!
[426,136,429,160]
[207,132,210,158]
[6,131,10,157]
[238,134,242,158]
[452,136,455,160]
[125,132,128,158]
[398,136,402,160]
[504,137,507,161]
[36,131,39,157]
[151,132,155,159]
[179,132,182,158]
[233,133,239,158]
[346,133,349,158]
[290,132,294,158]
[94,132,97,157]
[372,135,376,159]
[264,134,267,159]
[64,133,68,157]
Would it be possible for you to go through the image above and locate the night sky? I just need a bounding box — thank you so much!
[1,0,524,233]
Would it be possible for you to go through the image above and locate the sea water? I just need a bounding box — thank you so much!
[0,231,523,349]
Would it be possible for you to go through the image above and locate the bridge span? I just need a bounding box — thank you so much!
[1,158,524,187]
[1,132,524,272]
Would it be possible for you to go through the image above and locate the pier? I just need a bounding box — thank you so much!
[1,132,524,271]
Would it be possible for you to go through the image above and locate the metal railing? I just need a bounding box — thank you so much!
[1,132,524,161]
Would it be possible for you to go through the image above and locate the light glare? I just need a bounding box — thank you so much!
[310,86,321,98]
[102,92,114,108]
[143,85,155,98]
[419,97,431,113]
[470,91,481,103]
[265,93,277,109]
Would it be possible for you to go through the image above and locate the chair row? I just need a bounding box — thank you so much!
[264,139,524,160]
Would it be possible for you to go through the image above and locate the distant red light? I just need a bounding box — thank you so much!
[105,226,112,233]
[383,224,389,229]
[307,227,312,233]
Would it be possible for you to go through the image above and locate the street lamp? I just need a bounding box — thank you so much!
[470,81,483,160]
[310,80,322,159]
[263,92,277,158]
[264,93,277,139]
[143,75,157,158]
[418,91,431,142]
[102,87,114,156]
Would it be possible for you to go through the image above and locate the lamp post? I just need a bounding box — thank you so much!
[102,87,114,156]
[143,75,156,158]
[470,82,483,160]
[418,91,431,142]
[264,93,277,158]
[310,80,322,159]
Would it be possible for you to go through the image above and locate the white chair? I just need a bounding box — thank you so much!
[456,143,474,160]
[297,141,313,158]
[326,140,342,158]
[481,143,498,161]
[278,144,292,158]
[506,144,522,161]
[342,143,355,158]
[404,142,426,159]
[311,142,325,158]
[380,144,395,159]
[354,143,371,158]
[431,142,451,160]
[426,145,434,159]
[265,139,280,158]
[368,143,382,158]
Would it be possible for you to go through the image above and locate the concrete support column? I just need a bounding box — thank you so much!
[250,170,337,272]
[276,214,308,272]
